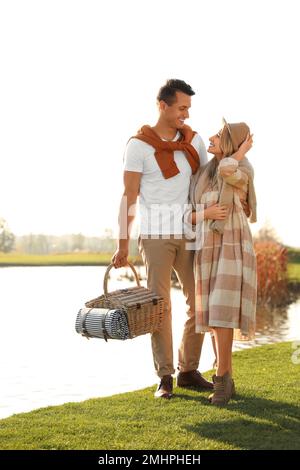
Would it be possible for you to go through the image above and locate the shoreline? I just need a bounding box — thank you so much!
[0,253,142,267]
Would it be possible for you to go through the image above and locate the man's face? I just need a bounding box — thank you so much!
[160,91,191,129]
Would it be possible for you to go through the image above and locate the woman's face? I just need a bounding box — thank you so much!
[207,130,224,160]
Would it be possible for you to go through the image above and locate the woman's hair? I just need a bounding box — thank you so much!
[207,121,250,181]
[207,125,234,180]
[207,125,236,181]
[220,126,235,158]
[207,156,219,181]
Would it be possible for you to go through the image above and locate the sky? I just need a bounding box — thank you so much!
[0,0,299,247]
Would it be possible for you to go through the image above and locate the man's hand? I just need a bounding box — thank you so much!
[112,171,141,269]
[111,248,129,268]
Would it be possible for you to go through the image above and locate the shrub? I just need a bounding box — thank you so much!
[254,241,289,307]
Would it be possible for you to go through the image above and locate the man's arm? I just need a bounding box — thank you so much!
[111,171,141,268]
[197,134,208,166]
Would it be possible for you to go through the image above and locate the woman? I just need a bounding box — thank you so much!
[188,119,257,406]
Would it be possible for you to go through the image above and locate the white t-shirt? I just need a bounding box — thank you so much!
[123,131,208,235]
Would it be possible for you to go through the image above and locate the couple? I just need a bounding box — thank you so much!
[112,79,257,406]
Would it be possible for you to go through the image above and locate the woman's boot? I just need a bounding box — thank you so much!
[209,372,235,406]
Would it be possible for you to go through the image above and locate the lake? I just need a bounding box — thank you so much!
[0,266,299,419]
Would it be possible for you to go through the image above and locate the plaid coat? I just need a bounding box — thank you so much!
[193,157,257,340]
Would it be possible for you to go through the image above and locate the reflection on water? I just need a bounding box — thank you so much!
[134,264,300,344]
[232,300,300,351]
[256,306,289,339]
[0,266,299,419]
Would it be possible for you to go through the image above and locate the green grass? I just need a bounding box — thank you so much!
[1,252,299,282]
[287,247,300,282]
[288,263,300,282]
[1,342,299,450]
[0,252,142,267]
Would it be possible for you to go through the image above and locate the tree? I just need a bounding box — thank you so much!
[0,218,15,253]
[71,233,85,251]
[254,222,280,243]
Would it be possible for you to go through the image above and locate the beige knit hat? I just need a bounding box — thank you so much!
[222,118,250,152]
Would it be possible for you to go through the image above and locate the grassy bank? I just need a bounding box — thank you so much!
[288,263,300,282]
[1,252,300,284]
[0,342,299,450]
[288,248,300,282]
[0,253,142,267]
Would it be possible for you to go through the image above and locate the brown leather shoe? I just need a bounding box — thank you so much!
[154,375,173,399]
[176,370,213,390]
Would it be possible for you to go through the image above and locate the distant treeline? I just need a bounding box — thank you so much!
[288,247,300,263]
[15,232,139,256]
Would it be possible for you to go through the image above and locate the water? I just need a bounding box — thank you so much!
[0,266,299,419]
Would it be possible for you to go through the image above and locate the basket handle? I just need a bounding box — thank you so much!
[103,263,141,295]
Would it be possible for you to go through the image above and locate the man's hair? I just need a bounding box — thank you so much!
[157,79,195,106]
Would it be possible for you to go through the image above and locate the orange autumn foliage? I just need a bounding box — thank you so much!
[254,241,289,306]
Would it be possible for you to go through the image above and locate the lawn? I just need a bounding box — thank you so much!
[1,253,299,283]
[0,252,142,267]
[288,263,300,282]
[0,342,299,450]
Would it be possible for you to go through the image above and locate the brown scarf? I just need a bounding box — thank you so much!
[210,158,257,234]
[131,124,200,179]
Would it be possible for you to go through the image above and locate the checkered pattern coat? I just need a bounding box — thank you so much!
[194,158,257,340]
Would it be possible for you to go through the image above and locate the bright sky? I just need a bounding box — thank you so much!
[0,0,299,246]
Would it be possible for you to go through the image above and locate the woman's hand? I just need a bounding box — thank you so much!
[204,204,228,220]
[234,133,253,161]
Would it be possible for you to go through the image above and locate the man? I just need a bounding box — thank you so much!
[112,79,213,398]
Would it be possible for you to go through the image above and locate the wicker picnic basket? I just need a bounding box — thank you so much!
[85,263,164,339]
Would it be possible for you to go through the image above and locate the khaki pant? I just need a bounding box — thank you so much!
[138,236,204,378]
